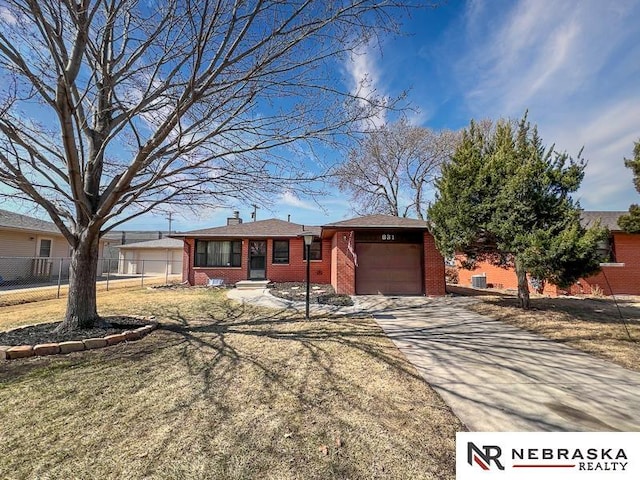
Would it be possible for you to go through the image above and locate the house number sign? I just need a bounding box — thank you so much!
[382,234,395,241]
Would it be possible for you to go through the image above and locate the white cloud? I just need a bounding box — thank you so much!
[406,108,430,127]
[542,98,640,209]
[0,6,17,25]
[278,191,319,211]
[456,0,640,114]
[450,0,640,209]
[345,43,387,129]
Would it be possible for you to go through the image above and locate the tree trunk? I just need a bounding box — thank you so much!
[55,231,104,332]
[514,256,530,309]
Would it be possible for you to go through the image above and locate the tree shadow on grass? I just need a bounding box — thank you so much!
[152,297,429,394]
[480,295,640,327]
[447,284,513,297]
[451,282,640,327]
[131,298,461,477]
[1,293,463,479]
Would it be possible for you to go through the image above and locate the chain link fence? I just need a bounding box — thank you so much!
[0,257,182,307]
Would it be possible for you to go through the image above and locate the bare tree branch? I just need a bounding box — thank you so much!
[335,118,461,218]
[0,0,425,328]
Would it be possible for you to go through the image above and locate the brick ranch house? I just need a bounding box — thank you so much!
[172,213,446,296]
[457,211,640,296]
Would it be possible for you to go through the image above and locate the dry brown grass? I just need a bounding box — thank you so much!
[465,291,640,372]
[0,289,462,479]
[0,285,174,330]
[0,274,180,308]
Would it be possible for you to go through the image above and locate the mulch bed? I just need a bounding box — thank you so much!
[0,316,149,346]
[149,284,228,290]
[269,282,354,306]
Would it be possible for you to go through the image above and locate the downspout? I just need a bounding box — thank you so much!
[185,239,192,285]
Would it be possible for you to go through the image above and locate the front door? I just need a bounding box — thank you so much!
[249,240,267,280]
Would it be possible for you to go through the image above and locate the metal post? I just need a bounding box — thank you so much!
[57,258,63,299]
[165,257,169,285]
[106,258,111,291]
[141,260,145,287]
[305,243,311,320]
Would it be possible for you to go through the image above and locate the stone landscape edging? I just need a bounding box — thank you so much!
[0,316,158,361]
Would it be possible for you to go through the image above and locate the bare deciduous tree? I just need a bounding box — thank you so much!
[335,118,460,218]
[0,0,417,331]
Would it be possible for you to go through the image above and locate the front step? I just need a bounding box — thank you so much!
[235,280,271,290]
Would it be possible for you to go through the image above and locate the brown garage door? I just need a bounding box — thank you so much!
[356,243,423,295]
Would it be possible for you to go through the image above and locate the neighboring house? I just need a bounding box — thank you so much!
[457,211,640,296]
[102,230,170,260]
[0,208,105,282]
[172,213,446,296]
[117,238,184,275]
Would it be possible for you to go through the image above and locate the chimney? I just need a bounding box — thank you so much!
[227,210,243,226]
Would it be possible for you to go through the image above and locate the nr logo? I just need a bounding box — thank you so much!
[467,442,505,471]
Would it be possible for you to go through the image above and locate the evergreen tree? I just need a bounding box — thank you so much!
[428,115,606,309]
[618,140,640,233]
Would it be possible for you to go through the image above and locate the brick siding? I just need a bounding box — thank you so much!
[423,233,446,296]
[563,232,640,295]
[457,259,518,290]
[182,230,447,296]
[331,230,356,295]
[456,232,640,296]
[266,237,331,284]
[183,237,330,286]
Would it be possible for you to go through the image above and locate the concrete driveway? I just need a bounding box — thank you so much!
[360,295,640,432]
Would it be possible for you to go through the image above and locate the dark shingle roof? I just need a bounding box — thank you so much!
[580,211,626,231]
[102,231,169,244]
[172,218,321,238]
[322,214,428,229]
[0,208,61,235]
[170,211,629,240]
[117,238,184,249]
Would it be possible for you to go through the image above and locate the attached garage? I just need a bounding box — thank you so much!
[323,215,446,297]
[355,242,423,295]
[354,231,424,295]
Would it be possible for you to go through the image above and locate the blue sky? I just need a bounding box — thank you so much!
[7,0,640,232]
[138,0,640,232]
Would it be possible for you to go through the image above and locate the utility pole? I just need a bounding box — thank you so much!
[167,212,173,234]
[251,204,259,222]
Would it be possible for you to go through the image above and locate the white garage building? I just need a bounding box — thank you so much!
[117,238,183,276]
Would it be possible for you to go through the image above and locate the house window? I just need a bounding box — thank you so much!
[303,238,322,261]
[596,236,616,262]
[273,240,289,264]
[38,239,52,257]
[195,240,242,267]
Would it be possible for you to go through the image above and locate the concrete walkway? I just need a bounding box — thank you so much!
[359,295,640,432]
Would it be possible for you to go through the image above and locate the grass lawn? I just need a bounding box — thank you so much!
[0,289,462,479]
[456,287,640,373]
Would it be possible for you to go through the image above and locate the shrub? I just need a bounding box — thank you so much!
[445,266,459,284]
[317,294,354,306]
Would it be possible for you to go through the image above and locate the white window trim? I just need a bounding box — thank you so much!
[36,237,54,258]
